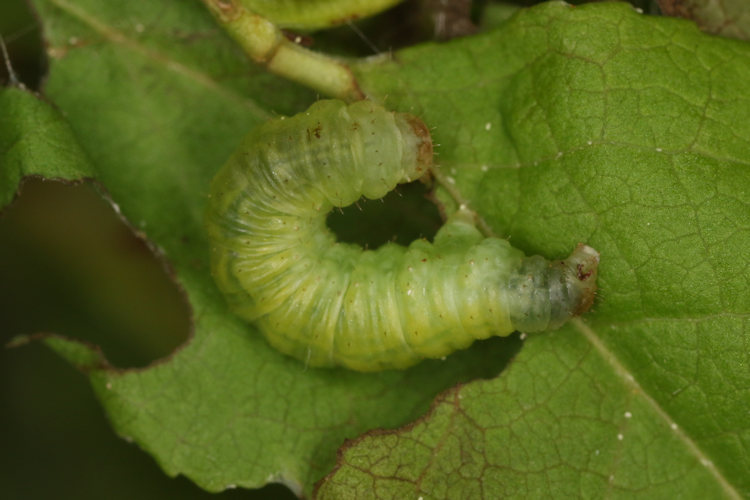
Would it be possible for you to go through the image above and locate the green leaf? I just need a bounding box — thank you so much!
[318,2,750,497]
[0,87,94,206]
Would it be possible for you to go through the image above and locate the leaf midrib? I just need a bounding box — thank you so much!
[574,318,742,500]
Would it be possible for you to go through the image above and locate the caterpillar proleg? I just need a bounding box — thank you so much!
[205,99,599,371]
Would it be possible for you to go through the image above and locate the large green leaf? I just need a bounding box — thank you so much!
[319,2,750,497]
[4,0,748,498]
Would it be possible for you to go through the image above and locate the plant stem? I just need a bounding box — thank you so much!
[201,0,363,101]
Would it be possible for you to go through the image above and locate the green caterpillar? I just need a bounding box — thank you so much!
[205,99,599,371]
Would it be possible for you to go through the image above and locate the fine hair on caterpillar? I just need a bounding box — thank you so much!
[205,99,599,372]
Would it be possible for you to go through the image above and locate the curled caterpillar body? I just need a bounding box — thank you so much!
[205,99,599,371]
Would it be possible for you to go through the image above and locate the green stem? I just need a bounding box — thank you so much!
[201,0,364,101]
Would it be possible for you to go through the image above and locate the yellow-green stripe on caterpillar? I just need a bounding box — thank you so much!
[205,99,599,371]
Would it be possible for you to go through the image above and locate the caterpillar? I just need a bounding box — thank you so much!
[205,99,599,372]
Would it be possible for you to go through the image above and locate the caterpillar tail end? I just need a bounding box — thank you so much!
[565,243,600,316]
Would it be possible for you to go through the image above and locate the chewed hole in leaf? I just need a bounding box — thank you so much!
[0,178,190,368]
[326,180,442,249]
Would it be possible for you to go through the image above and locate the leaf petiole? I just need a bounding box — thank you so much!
[201,0,364,101]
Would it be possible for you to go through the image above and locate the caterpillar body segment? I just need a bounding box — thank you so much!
[205,99,599,371]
